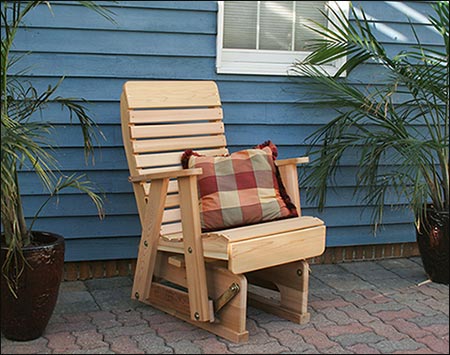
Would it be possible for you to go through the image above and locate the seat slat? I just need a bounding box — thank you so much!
[158,217,324,252]
[130,122,225,139]
[209,217,324,244]
[132,135,227,153]
[129,108,223,123]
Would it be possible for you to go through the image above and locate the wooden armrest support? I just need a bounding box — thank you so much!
[275,157,308,212]
[129,168,203,183]
[275,157,309,167]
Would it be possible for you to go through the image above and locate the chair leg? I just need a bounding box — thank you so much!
[131,178,169,302]
[246,259,311,324]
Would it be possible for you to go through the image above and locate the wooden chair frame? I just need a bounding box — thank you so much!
[120,80,326,342]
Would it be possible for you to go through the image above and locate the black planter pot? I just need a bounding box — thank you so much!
[1,231,65,341]
[416,206,449,285]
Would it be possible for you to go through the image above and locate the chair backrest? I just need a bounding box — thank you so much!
[120,81,229,235]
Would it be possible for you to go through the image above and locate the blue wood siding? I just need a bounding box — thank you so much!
[11,1,442,261]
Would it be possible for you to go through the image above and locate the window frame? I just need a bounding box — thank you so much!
[216,1,349,76]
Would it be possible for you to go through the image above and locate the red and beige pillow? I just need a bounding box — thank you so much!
[181,141,298,232]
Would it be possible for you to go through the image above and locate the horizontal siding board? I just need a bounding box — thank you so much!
[28,215,141,239]
[7,77,300,103]
[35,125,119,148]
[307,206,414,226]
[64,1,218,12]
[226,125,316,146]
[17,148,129,171]
[226,124,430,148]
[19,170,133,195]
[13,53,217,79]
[27,102,122,124]
[18,77,421,104]
[12,51,421,85]
[226,144,433,167]
[22,5,216,34]
[13,28,215,56]
[64,236,140,262]
[285,186,411,208]
[365,23,442,46]
[325,223,416,247]
[352,1,438,24]
[226,103,431,125]
[22,194,136,218]
[223,103,339,125]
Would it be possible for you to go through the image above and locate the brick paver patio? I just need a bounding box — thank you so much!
[1,257,448,354]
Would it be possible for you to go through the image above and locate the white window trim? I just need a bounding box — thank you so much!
[216,1,349,77]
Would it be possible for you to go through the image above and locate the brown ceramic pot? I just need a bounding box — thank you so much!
[416,205,449,285]
[1,231,65,341]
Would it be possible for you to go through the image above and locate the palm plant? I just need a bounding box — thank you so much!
[1,1,114,296]
[290,1,448,282]
[290,1,448,228]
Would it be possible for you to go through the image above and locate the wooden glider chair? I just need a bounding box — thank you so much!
[120,80,326,342]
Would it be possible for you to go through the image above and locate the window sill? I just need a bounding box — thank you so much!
[216,48,344,77]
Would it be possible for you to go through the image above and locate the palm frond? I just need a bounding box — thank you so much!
[290,1,449,230]
[1,0,115,296]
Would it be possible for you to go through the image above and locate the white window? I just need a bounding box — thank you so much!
[216,1,349,76]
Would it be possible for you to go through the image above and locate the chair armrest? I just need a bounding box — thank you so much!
[129,168,203,183]
[275,157,309,167]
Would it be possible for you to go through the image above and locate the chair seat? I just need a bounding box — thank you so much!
[159,216,326,273]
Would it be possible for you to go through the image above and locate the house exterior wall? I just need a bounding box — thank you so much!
[13,1,443,261]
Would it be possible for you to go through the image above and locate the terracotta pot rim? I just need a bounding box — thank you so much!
[1,230,65,251]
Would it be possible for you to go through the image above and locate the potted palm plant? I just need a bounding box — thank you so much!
[1,1,114,340]
[290,1,448,284]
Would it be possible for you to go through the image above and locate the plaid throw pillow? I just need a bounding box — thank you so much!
[181,141,298,232]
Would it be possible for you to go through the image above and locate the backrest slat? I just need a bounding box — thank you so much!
[161,222,183,236]
[132,135,227,154]
[124,81,221,109]
[129,108,223,123]
[130,122,224,139]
